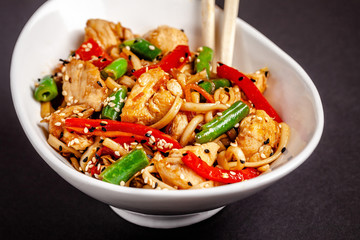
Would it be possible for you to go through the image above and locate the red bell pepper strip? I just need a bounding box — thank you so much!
[132,45,191,78]
[64,118,182,152]
[217,63,282,122]
[182,151,260,184]
[75,38,113,70]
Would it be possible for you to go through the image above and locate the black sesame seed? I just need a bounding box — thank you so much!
[194,128,201,133]
[224,87,230,92]
[101,127,107,132]
[145,133,151,137]
[59,145,63,151]
[134,39,139,43]
[97,81,103,87]
[154,182,158,188]
[59,58,70,65]
[198,80,204,84]
[240,160,245,164]
[131,135,135,138]
[59,132,64,139]
[134,140,139,143]
[218,62,224,66]
[99,139,104,143]
[270,152,274,157]
[128,55,132,60]
[238,77,243,81]
[82,157,88,162]
[131,69,135,73]
[163,152,169,157]
[150,162,154,166]
[98,56,102,59]
[281,147,286,153]
[100,122,107,126]
[95,153,100,159]
[187,182,193,186]
[140,139,147,144]
[264,138,270,145]
[204,149,210,153]
[101,167,106,172]
[37,78,41,82]
[251,78,256,83]
[185,52,188,58]
[180,29,184,32]
[147,154,153,159]
[182,153,188,156]
[89,127,95,132]
[101,58,107,62]
[265,71,269,77]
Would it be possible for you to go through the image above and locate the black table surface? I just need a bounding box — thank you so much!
[2,0,359,239]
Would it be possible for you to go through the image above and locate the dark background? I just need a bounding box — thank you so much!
[1,0,359,239]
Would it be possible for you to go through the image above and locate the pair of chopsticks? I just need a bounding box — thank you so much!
[201,0,240,66]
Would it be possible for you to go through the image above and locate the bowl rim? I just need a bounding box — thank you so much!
[10,0,324,198]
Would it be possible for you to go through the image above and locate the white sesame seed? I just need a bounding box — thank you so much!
[222,173,229,178]
[217,112,223,116]
[230,171,236,175]
[114,151,120,156]
[179,57,185,62]
[84,127,89,133]
[234,123,240,128]
[125,46,130,50]
[180,174,185,180]
[230,142,238,147]
[54,122,61,126]
[62,90,67,96]
[64,75,69,81]
[144,176,149,184]
[260,153,266,159]
[196,58,200,63]
[87,43,92,48]
[120,181,125,186]
[149,45,155,50]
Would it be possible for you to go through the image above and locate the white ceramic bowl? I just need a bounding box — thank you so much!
[11,0,324,228]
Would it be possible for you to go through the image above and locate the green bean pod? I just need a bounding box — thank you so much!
[198,78,231,94]
[195,101,249,144]
[195,46,214,77]
[34,75,58,102]
[101,86,127,120]
[121,38,161,61]
[101,58,127,80]
[100,148,149,185]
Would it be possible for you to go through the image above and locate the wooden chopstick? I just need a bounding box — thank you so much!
[201,0,215,50]
[220,0,240,66]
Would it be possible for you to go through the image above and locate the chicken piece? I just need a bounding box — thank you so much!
[166,79,183,97]
[85,19,134,53]
[49,105,94,151]
[180,142,220,166]
[169,113,188,141]
[144,25,188,54]
[236,110,280,162]
[63,59,108,112]
[246,68,269,94]
[121,68,175,125]
[155,157,206,189]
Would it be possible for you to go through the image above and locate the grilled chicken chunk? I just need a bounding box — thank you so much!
[169,113,188,141]
[63,59,107,112]
[49,105,94,151]
[155,157,206,189]
[246,68,269,94]
[85,19,134,53]
[144,25,188,54]
[236,110,280,162]
[121,68,175,125]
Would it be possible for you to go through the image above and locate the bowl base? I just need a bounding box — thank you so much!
[109,205,225,228]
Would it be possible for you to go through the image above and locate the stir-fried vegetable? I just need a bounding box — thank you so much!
[217,63,282,122]
[198,78,231,95]
[101,86,127,120]
[194,46,213,77]
[182,151,260,184]
[101,58,128,80]
[195,100,249,143]
[121,38,162,61]
[64,118,182,152]
[100,148,149,185]
[34,75,58,102]
[132,45,190,78]
[75,38,112,70]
